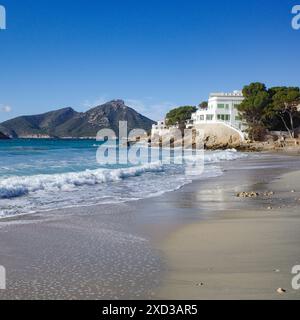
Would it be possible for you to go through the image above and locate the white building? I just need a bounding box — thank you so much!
[191,90,246,131]
[151,120,169,137]
[151,120,181,138]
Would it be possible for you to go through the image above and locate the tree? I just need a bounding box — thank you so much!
[199,101,208,109]
[238,83,270,140]
[238,83,300,140]
[166,106,197,126]
[268,87,300,138]
[242,82,267,97]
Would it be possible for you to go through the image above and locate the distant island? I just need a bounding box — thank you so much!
[0,100,155,138]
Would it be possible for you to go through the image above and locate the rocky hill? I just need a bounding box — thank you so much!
[0,100,155,138]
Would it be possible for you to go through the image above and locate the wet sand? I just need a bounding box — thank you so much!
[0,153,300,299]
[159,156,300,299]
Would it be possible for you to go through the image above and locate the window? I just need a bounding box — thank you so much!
[234,104,240,109]
[235,116,241,121]
[200,115,204,121]
[217,104,225,109]
[206,114,214,121]
[225,104,229,109]
[217,114,230,121]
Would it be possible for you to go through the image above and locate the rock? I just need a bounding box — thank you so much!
[250,192,259,197]
[0,131,10,139]
[196,282,204,287]
[267,206,273,210]
[276,288,286,294]
[236,191,259,198]
[263,191,274,197]
[196,123,244,150]
[273,269,280,273]
[291,190,295,193]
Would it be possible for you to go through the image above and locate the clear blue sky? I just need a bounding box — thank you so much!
[0,0,299,121]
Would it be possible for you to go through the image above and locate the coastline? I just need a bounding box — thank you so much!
[0,152,300,299]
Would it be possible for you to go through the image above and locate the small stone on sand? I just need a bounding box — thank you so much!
[264,191,274,197]
[276,288,286,294]
[236,191,259,198]
[196,283,204,287]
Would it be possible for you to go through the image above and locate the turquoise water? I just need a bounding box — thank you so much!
[0,139,111,177]
[0,139,245,217]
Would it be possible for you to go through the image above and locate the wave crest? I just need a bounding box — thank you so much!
[0,162,164,199]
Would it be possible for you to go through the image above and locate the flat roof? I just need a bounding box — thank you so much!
[209,91,243,98]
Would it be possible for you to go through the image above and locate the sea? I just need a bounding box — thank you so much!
[0,139,247,218]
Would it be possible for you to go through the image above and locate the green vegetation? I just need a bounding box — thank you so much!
[199,101,208,109]
[238,83,300,140]
[166,106,197,126]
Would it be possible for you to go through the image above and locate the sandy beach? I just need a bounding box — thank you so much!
[0,152,300,300]
[158,155,300,300]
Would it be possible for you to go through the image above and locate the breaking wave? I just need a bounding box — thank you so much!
[0,162,164,199]
[0,149,245,200]
[0,148,248,217]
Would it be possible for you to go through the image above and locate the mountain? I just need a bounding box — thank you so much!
[0,131,9,139]
[0,100,155,138]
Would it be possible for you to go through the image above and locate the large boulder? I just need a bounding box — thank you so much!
[150,123,245,149]
[194,123,244,149]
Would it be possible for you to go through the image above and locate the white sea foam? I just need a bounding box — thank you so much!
[203,149,247,163]
[0,149,245,200]
[0,162,164,199]
[0,149,247,217]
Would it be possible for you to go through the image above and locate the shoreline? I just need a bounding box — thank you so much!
[0,152,300,299]
[3,136,300,153]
